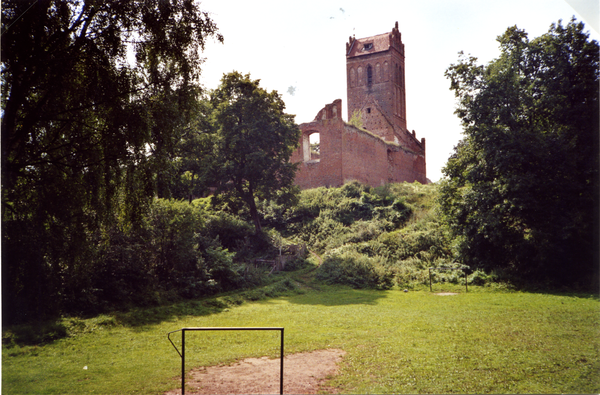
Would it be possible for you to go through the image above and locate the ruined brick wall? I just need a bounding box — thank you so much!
[340,124,390,186]
[290,101,345,189]
[387,145,427,184]
[292,100,427,189]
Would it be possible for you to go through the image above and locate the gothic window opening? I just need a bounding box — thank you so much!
[303,132,321,162]
[367,65,373,86]
[310,132,320,161]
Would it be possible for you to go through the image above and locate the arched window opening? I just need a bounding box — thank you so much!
[303,132,320,162]
[310,133,320,161]
[367,65,373,86]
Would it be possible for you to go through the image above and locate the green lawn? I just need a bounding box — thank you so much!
[3,282,599,394]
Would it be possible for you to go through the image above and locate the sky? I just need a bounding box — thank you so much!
[197,0,599,182]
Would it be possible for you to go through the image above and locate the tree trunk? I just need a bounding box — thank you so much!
[248,194,262,234]
[244,183,262,234]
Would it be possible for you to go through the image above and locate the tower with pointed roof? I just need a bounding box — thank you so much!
[346,22,411,145]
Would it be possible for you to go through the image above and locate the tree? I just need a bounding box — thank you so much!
[208,72,301,234]
[168,99,216,202]
[1,0,222,322]
[440,19,598,287]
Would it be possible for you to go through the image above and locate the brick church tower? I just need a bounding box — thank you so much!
[346,22,411,146]
[290,22,427,190]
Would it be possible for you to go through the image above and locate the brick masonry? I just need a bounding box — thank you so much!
[291,22,427,189]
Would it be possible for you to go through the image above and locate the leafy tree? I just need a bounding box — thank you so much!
[208,72,301,233]
[1,0,222,322]
[170,99,216,202]
[440,19,599,287]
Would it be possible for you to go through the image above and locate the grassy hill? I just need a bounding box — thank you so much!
[274,181,492,290]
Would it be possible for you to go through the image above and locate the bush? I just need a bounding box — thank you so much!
[316,251,394,290]
[64,198,262,316]
[2,321,68,346]
[469,269,497,286]
[201,211,254,251]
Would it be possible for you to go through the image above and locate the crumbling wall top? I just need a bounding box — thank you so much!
[314,99,342,121]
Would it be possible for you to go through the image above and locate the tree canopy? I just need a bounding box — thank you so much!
[1,0,222,321]
[207,72,301,233]
[440,19,598,287]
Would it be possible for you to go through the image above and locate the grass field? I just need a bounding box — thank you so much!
[3,272,599,394]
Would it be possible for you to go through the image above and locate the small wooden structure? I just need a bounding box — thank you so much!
[253,243,308,274]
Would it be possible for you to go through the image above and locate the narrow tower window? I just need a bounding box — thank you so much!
[367,65,373,86]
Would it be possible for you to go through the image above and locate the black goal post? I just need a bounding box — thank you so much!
[167,327,284,395]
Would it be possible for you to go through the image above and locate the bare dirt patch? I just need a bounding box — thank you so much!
[165,349,346,395]
[434,292,459,296]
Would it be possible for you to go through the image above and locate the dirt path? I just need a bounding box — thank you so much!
[165,349,346,395]
[310,250,323,266]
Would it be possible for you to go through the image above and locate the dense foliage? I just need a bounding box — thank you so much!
[1,0,222,323]
[8,197,286,322]
[278,182,458,289]
[162,72,301,232]
[206,72,301,233]
[4,176,460,323]
[440,19,599,287]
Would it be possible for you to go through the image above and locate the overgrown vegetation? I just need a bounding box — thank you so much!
[283,182,461,290]
[2,178,511,325]
[1,0,225,326]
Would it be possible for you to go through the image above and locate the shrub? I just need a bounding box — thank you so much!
[469,269,497,286]
[201,211,254,252]
[316,251,393,290]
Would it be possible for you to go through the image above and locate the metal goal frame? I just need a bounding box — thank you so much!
[167,327,284,395]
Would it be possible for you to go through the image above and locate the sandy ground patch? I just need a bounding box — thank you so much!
[165,348,346,395]
[434,292,459,296]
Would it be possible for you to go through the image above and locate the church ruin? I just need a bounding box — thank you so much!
[291,22,427,189]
